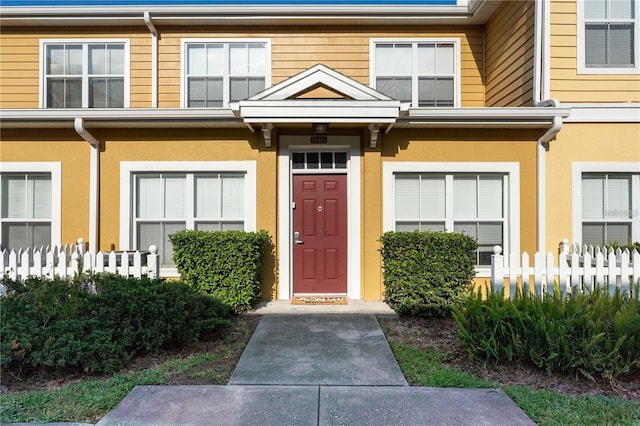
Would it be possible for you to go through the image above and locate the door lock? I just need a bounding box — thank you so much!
[294,231,304,244]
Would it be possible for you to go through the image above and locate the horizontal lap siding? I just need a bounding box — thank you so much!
[146,27,484,108]
[0,28,151,108]
[1,25,486,108]
[485,0,535,107]
[550,0,640,103]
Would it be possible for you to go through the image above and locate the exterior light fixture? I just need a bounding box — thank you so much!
[312,123,329,134]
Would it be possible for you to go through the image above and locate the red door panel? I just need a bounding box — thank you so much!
[293,174,347,294]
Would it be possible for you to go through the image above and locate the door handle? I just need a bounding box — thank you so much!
[294,231,304,244]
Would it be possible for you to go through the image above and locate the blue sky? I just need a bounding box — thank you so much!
[1,0,457,6]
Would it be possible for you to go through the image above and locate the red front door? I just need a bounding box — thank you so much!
[293,174,348,294]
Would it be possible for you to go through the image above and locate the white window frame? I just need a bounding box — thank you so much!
[576,0,639,74]
[0,162,62,249]
[180,39,272,108]
[39,39,131,108]
[572,162,640,245]
[120,161,257,276]
[383,162,520,276]
[370,38,461,107]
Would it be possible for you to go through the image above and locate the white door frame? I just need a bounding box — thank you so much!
[277,135,361,300]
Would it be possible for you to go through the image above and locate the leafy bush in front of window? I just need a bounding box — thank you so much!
[170,229,271,313]
[380,231,477,318]
[0,274,231,375]
[453,284,640,380]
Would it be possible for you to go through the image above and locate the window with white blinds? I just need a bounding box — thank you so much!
[394,173,505,265]
[373,40,458,107]
[0,173,52,250]
[134,172,245,265]
[581,172,639,246]
[184,41,268,107]
[579,0,638,72]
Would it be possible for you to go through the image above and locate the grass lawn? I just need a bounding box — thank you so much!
[390,341,640,426]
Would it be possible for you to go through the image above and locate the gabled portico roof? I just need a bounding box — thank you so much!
[230,64,403,124]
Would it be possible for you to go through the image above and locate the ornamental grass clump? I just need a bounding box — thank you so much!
[453,283,640,380]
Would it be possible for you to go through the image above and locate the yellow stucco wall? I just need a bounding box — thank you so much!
[357,128,542,300]
[0,128,277,299]
[545,123,640,251]
[0,130,91,245]
[381,128,540,256]
[362,145,383,300]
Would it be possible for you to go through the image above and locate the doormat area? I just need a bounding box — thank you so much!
[291,295,348,305]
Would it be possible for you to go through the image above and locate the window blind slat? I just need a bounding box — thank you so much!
[606,175,631,218]
[164,175,186,218]
[221,174,244,218]
[453,177,477,218]
[478,176,503,218]
[585,24,608,66]
[196,175,219,218]
[32,177,51,219]
[436,44,454,75]
[3,176,26,218]
[188,44,206,75]
[395,174,420,219]
[420,175,445,218]
[136,175,163,219]
[582,175,604,219]
[610,24,634,65]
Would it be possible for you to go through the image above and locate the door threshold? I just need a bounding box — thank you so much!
[291,294,348,305]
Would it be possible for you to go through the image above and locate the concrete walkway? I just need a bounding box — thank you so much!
[97,313,536,426]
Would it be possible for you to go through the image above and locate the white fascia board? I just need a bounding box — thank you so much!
[237,100,401,123]
[405,107,570,120]
[400,107,570,128]
[563,104,640,123]
[1,4,500,27]
[0,108,241,128]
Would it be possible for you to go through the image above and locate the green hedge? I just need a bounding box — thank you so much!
[0,274,231,375]
[170,230,271,313]
[380,231,477,317]
[453,284,640,380]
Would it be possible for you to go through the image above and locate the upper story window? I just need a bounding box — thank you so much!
[578,0,638,74]
[371,39,459,107]
[182,40,270,107]
[41,40,129,108]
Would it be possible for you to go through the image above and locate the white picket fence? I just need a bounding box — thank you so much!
[1,238,160,295]
[491,240,640,298]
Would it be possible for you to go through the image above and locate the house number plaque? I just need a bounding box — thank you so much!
[310,135,328,144]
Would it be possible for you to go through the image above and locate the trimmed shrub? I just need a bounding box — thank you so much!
[380,231,477,318]
[453,284,640,380]
[170,229,271,313]
[0,274,231,375]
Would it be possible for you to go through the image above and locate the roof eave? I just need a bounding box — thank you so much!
[0,108,244,129]
[1,106,571,130]
[0,2,504,26]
